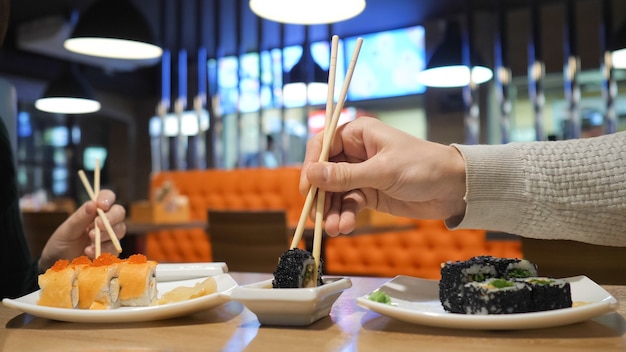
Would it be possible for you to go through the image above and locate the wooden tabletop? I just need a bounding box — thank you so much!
[1,273,625,351]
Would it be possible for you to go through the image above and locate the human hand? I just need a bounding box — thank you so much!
[300,117,467,236]
[38,189,126,271]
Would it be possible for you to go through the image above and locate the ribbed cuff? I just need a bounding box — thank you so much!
[446,143,528,233]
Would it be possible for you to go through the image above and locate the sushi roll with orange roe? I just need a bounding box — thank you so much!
[37,259,80,308]
[77,253,123,310]
[118,254,158,306]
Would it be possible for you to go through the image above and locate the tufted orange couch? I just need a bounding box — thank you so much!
[144,167,309,262]
[143,168,522,278]
[324,219,522,280]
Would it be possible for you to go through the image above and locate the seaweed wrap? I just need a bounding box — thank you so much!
[462,278,532,314]
[272,248,324,288]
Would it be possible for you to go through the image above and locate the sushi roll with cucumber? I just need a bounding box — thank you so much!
[462,278,532,314]
[272,248,324,288]
[439,256,538,313]
[516,277,572,312]
[439,256,500,313]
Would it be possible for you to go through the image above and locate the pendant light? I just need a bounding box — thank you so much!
[35,65,101,114]
[250,0,365,25]
[64,0,162,60]
[417,21,492,88]
[283,40,329,106]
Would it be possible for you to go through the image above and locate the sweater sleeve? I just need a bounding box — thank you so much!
[447,132,626,247]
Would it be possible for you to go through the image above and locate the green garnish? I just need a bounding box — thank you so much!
[489,279,514,288]
[528,278,553,285]
[507,269,532,278]
[368,291,391,304]
[473,273,485,282]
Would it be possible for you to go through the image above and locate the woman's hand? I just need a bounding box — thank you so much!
[38,189,126,271]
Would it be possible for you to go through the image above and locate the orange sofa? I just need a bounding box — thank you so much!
[143,168,522,279]
[144,167,308,262]
[324,219,522,280]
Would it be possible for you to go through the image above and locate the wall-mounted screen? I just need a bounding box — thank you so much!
[345,25,426,101]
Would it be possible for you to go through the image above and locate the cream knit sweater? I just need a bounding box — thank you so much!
[448,132,626,247]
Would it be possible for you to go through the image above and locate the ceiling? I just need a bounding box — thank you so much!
[0,0,613,104]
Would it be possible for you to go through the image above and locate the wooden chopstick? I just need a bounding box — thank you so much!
[311,35,340,283]
[94,158,101,258]
[290,36,364,253]
[78,169,123,254]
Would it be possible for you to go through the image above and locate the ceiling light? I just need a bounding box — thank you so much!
[250,0,365,25]
[64,0,162,60]
[35,66,101,114]
[417,21,493,88]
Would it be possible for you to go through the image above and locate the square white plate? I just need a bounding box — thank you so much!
[156,262,228,281]
[2,273,237,323]
[231,277,352,326]
[356,275,619,330]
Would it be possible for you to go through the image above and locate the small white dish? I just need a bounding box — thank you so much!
[2,273,237,323]
[156,262,229,281]
[231,277,352,326]
[356,275,619,330]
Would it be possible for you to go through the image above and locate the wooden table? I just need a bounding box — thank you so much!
[1,273,624,351]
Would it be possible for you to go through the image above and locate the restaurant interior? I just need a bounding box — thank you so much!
[2,0,626,284]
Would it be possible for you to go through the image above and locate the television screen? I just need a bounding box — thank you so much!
[345,25,426,101]
[216,56,239,115]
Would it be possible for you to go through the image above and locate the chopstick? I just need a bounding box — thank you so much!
[290,36,364,255]
[311,35,340,283]
[94,158,101,257]
[78,169,123,254]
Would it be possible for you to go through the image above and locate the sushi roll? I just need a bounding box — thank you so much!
[462,278,531,314]
[516,277,572,312]
[118,254,158,306]
[37,259,80,308]
[502,259,538,279]
[272,248,324,288]
[439,256,538,313]
[439,256,499,313]
[77,253,123,310]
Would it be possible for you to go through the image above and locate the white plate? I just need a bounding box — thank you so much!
[2,273,237,323]
[231,277,352,326]
[156,262,228,281]
[357,275,619,330]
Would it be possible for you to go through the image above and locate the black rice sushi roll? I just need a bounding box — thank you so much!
[462,278,532,314]
[439,256,538,313]
[439,256,499,313]
[272,248,324,288]
[516,277,572,312]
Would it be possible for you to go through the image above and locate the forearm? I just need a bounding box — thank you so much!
[448,132,626,247]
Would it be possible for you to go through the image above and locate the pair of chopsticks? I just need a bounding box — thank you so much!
[78,159,122,257]
[289,35,364,283]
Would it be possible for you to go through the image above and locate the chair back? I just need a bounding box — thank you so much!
[21,211,69,259]
[208,210,289,273]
